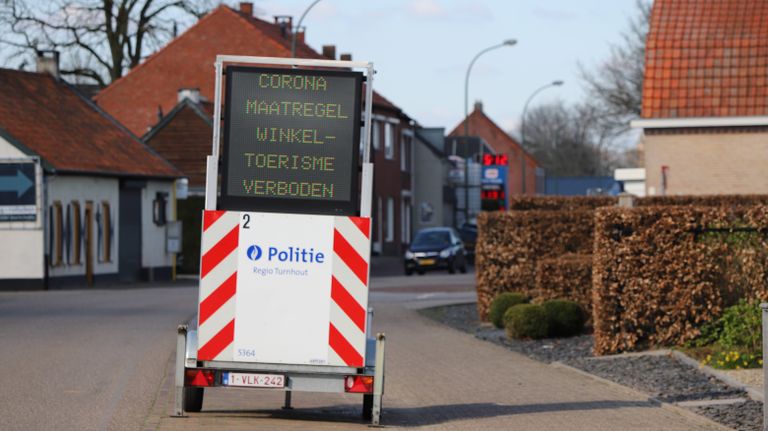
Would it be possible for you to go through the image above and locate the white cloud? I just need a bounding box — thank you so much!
[407,0,446,18]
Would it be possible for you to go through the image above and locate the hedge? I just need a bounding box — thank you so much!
[637,195,768,207]
[534,254,593,323]
[475,210,595,319]
[592,205,768,355]
[507,196,616,211]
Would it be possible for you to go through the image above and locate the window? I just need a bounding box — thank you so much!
[384,123,394,160]
[153,192,168,226]
[372,120,380,150]
[401,198,411,244]
[70,201,81,265]
[100,201,112,262]
[401,133,412,172]
[386,197,394,242]
[50,201,63,267]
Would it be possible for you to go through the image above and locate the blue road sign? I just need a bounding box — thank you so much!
[0,162,37,222]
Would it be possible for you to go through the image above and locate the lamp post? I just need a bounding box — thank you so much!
[461,39,517,223]
[519,80,563,194]
[291,0,324,58]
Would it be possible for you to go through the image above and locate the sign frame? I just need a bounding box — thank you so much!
[218,65,363,216]
[0,157,41,225]
[206,55,375,219]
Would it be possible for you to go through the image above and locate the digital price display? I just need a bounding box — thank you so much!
[219,66,363,215]
[482,154,509,166]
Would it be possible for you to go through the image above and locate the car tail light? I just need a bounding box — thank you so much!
[344,375,374,393]
[185,369,215,387]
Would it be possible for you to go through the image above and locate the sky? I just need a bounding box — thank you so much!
[250,0,642,134]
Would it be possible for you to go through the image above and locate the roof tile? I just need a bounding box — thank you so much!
[0,69,178,177]
[643,0,768,118]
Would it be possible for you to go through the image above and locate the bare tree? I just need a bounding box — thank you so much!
[580,0,651,138]
[521,101,609,177]
[0,0,215,86]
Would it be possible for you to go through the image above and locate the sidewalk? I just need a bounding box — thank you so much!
[154,302,722,430]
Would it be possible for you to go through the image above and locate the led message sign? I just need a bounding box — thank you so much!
[220,66,363,215]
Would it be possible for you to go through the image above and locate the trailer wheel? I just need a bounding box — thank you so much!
[183,387,204,412]
[362,394,373,420]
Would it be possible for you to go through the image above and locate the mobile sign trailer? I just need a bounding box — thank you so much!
[173,55,386,425]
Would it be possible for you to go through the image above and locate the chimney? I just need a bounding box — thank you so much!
[340,53,352,61]
[178,88,201,104]
[322,45,336,60]
[274,15,293,38]
[474,100,483,112]
[296,28,305,44]
[239,2,253,16]
[36,50,59,79]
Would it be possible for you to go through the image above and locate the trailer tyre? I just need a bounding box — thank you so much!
[362,394,373,420]
[184,387,204,412]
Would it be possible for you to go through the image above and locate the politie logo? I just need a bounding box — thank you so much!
[246,245,263,261]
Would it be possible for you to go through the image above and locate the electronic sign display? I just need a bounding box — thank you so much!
[482,154,508,166]
[219,66,363,215]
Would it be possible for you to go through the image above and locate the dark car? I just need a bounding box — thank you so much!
[457,221,477,262]
[404,227,468,275]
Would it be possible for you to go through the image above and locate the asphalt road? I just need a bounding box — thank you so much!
[0,270,717,430]
[0,271,474,431]
[0,284,198,431]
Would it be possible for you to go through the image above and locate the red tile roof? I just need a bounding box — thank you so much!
[143,99,212,187]
[448,107,538,166]
[0,69,178,177]
[96,5,405,135]
[642,0,768,119]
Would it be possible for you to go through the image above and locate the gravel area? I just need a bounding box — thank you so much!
[695,400,762,431]
[567,355,746,403]
[420,302,763,431]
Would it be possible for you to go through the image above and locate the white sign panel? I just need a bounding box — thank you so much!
[234,212,335,365]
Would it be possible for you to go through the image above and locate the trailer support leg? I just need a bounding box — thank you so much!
[282,391,293,409]
[371,332,386,425]
[173,325,188,417]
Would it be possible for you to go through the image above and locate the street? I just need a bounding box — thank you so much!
[1,272,720,430]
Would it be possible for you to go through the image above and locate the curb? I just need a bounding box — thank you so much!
[670,350,764,402]
[550,361,735,431]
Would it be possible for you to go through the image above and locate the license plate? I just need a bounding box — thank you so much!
[223,372,285,388]
[419,258,436,266]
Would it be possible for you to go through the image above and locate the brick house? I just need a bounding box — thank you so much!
[448,102,540,219]
[98,3,413,261]
[632,0,768,195]
[0,62,180,289]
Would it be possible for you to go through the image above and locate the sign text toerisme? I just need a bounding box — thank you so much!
[220,67,362,215]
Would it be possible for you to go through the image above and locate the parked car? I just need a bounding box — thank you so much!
[457,221,477,262]
[404,227,468,275]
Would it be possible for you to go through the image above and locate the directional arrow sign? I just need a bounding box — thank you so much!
[0,162,37,222]
[0,169,33,198]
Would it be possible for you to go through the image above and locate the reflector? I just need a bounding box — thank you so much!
[344,375,374,393]
[185,369,215,387]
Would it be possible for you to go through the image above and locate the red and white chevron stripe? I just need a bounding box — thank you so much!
[327,216,371,367]
[197,210,240,361]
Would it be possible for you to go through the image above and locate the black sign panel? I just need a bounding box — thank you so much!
[219,66,363,215]
[0,162,36,221]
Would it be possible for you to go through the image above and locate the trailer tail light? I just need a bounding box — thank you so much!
[344,375,374,393]
[185,369,215,387]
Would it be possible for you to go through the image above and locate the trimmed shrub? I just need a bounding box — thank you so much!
[593,205,768,355]
[534,254,593,323]
[504,304,549,340]
[475,209,596,319]
[542,300,586,337]
[488,292,528,328]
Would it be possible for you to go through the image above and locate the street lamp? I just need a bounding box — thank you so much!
[291,0,324,58]
[519,80,563,194]
[461,39,517,223]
